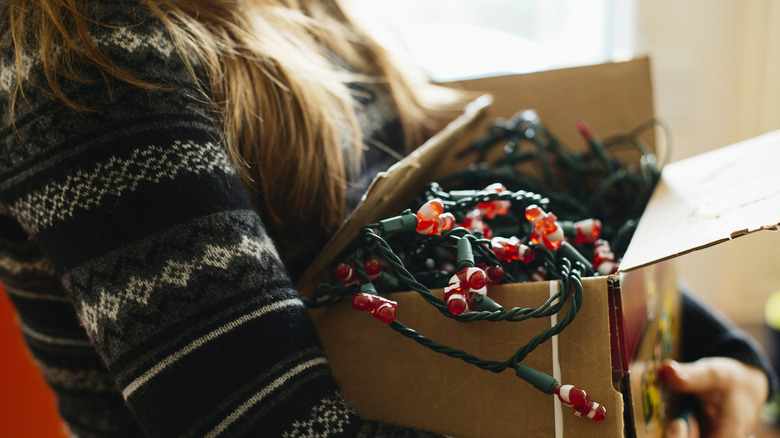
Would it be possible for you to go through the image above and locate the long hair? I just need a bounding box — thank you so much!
[3,0,463,266]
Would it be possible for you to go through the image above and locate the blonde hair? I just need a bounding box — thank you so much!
[3,0,463,266]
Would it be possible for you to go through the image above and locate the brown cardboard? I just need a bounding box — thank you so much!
[302,57,670,437]
[449,57,656,152]
[310,278,623,437]
[620,129,780,272]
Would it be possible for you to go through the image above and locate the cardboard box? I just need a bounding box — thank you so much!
[297,57,780,437]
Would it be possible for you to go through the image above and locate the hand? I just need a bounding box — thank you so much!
[664,408,701,438]
[661,357,768,438]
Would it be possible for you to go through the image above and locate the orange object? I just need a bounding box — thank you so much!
[0,284,67,437]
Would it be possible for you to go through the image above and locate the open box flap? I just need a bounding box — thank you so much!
[295,95,493,294]
[620,129,780,272]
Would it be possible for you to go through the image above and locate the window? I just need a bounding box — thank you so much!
[354,0,637,81]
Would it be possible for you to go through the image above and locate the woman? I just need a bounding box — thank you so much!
[0,0,773,437]
[1,0,461,435]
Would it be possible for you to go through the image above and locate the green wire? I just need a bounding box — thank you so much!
[304,111,663,397]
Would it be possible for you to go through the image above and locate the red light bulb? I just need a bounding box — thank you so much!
[554,384,606,422]
[445,267,489,315]
[459,209,493,239]
[352,292,376,312]
[415,200,457,236]
[492,236,526,262]
[476,183,511,219]
[363,258,382,279]
[593,239,619,275]
[447,294,468,315]
[485,265,505,284]
[333,262,358,286]
[439,212,455,233]
[374,301,397,323]
[583,403,607,421]
[555,384,589,407]
[467,269,487,290]
[519,245,535,263]
[526,205,563,250]
[576,119,594,141]
[352,292,397,323]
[334,263,351,280]
[574,219,602,245]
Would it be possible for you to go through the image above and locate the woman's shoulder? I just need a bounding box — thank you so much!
[0,1,212,176]
[91,1,193,77]
[1,0,195,96]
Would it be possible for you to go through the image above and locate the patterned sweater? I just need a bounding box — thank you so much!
[0,4,438,438]
[0,3,775,438]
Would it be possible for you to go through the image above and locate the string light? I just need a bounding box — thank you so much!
[442,239,489,315]
[333,262,359,286]
[416,199,456,236]
[476,183,512,219]
[352,284,398,323]
[304,111,667,423]
[363,258,382,280]
[525,205,563,250]
[555,384,607,421]
[459,208,493,239]
[561,218,603,245]
[593,239,619,275]
[491,236,534,263]
[480,263,506,284]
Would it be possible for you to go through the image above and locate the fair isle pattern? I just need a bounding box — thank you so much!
[204,357,331,437]
[10,140,235,235]
[0,2,445,437]
[1,4,173,92]
[20,321,92,347]
[77,233,275,337]
[0,253,56,277]
[95,26,175,58]
[59,209,291,366]
[35,360,116,392]
[283,394,354,438]
[0,48,33,91]
[4,283,69,302]
[123,298,306,399]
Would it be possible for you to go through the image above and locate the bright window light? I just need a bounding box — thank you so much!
[354,0,636,81]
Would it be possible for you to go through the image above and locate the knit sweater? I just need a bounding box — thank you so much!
[0,3,775,438]
[0,4,436,438]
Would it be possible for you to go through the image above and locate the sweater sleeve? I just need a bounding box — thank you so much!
[0,8,442,438]
[680,288,778,400]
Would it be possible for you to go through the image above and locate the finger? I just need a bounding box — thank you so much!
[660,359,728,394]
[664,418,689,438]
[662,358,768,438]
[665,414,701,438]
[687,413,700,438]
